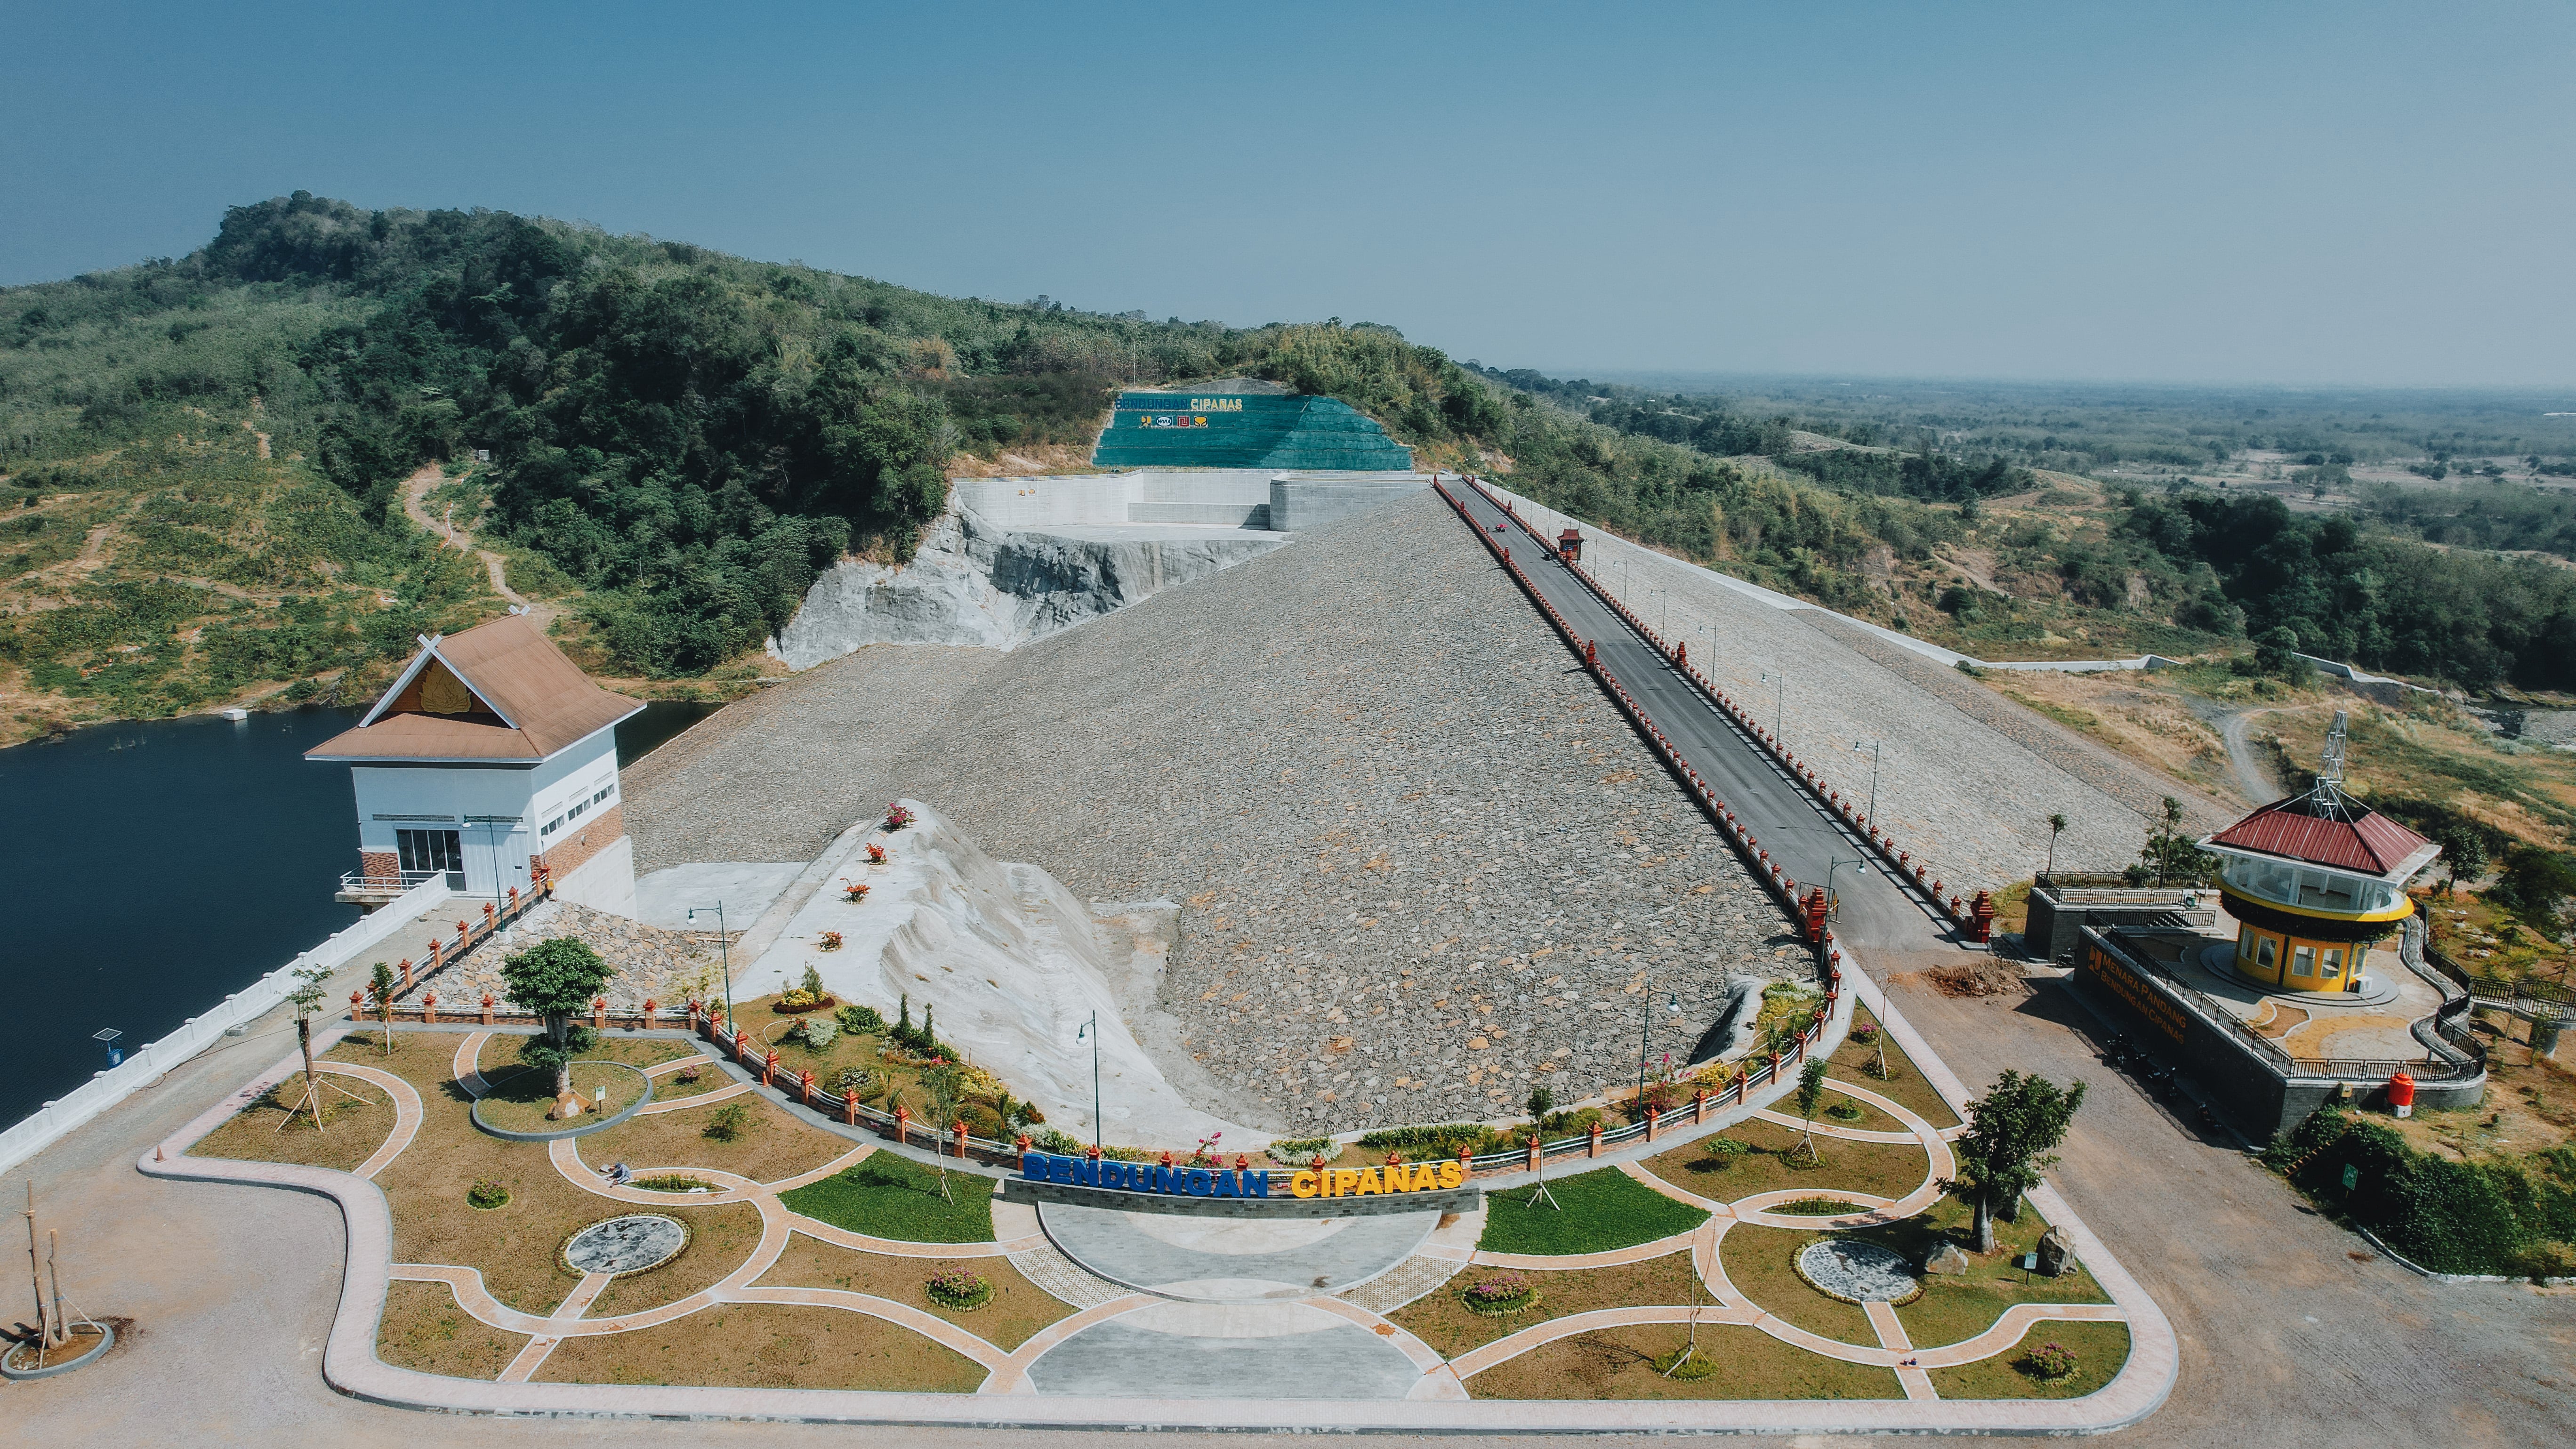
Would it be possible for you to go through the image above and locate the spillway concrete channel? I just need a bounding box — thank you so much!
[1436,477,1955,941]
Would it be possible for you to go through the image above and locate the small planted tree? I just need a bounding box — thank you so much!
[279,963,367,1130]
[1525,1085,1555,1135]
[500,937,616,1101]
[2045,813,2069,877]
[1794,1059,1829,1162]
[1940,1070,2086,1254]
[922,1077,959,1204]
[369,960,398,1054]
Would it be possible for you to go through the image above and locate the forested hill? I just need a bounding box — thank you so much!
[4,194,2571,748]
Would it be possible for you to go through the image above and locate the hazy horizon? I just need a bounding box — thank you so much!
[7,1,2569,390]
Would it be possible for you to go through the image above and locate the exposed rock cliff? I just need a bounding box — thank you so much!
[768,508,1283,668]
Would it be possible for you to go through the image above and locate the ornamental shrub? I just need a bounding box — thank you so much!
[836,1004,886,1035]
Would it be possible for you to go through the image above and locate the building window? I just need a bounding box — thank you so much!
[395,828,464,888]
[2237,924,2256,960]
[2321,948,2344,980]
[592,785,613,805]
[2291,945,2316,978]
[2255,935,2278,970]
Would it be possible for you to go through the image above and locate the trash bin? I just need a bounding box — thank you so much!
[2386,1071,2415,1119]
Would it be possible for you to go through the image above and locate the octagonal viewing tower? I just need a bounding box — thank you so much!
[2197,712,2439,994]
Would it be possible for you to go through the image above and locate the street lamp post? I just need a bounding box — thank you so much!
[1761,672,1785,742]
[1852,740,1881,822]
[1074,1013,1102,1151]
[685,902,734,1034]
[1826,857,1871,919]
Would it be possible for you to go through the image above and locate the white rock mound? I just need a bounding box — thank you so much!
[746,799,1262,1149]
[768,508,1284,668]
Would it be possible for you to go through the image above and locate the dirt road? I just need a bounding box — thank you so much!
[399,464,554,625]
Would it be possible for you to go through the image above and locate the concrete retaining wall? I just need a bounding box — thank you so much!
[1268,473,1435,531]
[0,872,453,1175]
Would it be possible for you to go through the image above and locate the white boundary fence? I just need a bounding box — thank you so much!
[0,874,453,1177]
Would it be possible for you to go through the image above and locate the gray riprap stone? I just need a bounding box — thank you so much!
[625,492,1807,1134]
[1799,1238,1919,1303]
[562,1215,686,1276]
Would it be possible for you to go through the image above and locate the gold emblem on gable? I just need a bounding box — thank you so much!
[421,662,474,715]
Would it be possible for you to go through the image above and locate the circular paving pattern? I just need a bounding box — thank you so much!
[563,1214,689,1276]
[1795,1238,1920,1304]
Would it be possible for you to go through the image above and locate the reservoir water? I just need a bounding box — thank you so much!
[0,700,716,1135]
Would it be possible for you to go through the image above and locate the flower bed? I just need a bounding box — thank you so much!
[633,1174,717,1194]
[1777,1197,1868,1216]
[924,1270,993,1311]
[1457,1272,1540,1318]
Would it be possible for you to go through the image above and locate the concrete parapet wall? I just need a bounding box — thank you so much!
[1268,473,1434,532]
[1130,501,1269,527]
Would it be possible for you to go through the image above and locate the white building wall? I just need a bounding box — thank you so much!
[346,727,622,899]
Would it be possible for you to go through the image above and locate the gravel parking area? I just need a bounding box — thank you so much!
[628,494,1802,1135]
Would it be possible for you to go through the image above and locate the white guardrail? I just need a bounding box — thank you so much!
[0,874,454,1177]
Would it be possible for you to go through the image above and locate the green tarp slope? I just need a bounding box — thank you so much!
[1091,392,1415,470]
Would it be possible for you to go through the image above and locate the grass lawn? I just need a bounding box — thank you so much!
[1463,1323,1901,1401]
[758,1232,1071,1351]
[1813,1086,1908,1135]
[474,1032,693,1075]
[341,1034,614,1314]
[376,1279,529,1379]
[1876,1198,2110,1348]
[644,1055,727,1101]
[1827,1005,1961,1127]
[1929,1319,2131,1400]
[532,1300,985,1392]
[1391,1252,1699,1360]
[1642,1119,1930,1206]
[189,1068,399,1173]
[780,1152,997,1243]
[576,1092,854,1186]
[1716,1223,1876,1347]
[1478,1167,1707,1255]
[471,1060,649,1133]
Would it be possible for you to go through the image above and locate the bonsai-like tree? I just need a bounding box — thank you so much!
[1794,1059,1829,1162]
[2045,813,2069,877]
[500,937,616,1099]
[1525,1084,1555,1135]
[1940,1070,2086,1254]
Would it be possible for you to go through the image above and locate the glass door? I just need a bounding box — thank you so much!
[396,828,465,889]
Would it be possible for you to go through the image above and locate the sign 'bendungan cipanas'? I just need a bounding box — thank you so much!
[1018,1152,1465,1200]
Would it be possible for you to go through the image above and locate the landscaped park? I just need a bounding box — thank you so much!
[160,963,2156,1427]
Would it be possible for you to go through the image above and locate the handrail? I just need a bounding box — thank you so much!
[2092,927,2478,1083]
[1460,476,1982,937]
[340,869,447,891]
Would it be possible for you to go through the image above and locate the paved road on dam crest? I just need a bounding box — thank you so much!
[1443,478,1947,955]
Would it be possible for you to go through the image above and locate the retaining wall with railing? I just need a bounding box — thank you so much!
[0,872,455,1178]
[1454,477,1986,939]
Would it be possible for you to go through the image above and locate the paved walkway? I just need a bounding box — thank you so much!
[131,974,2170,1433]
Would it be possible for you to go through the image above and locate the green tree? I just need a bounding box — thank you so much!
[1794,1058,1829,1162]
[2127,796,2216,888]
[2491,846,2576,935]
[2253,626,2302,676]
[2046,813,2069,877]
[500,937,615,1097]
[1941,1071,2086,1254]
[368,960,398,1054]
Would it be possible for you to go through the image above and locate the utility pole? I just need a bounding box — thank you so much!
[1762,672,1785,742]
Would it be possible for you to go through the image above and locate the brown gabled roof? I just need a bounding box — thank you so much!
[2201,794,2439,881]
[305,613,643,763]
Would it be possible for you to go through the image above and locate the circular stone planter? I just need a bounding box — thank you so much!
[470,1061,652,1142]
[1793,1238,1923,1305]
[563,1214,690,1277]
[1,1322,114,1379]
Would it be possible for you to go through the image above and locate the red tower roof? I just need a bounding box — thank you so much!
[2202,795,2436,880]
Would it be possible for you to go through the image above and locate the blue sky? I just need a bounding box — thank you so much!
[4,1,2569,386]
